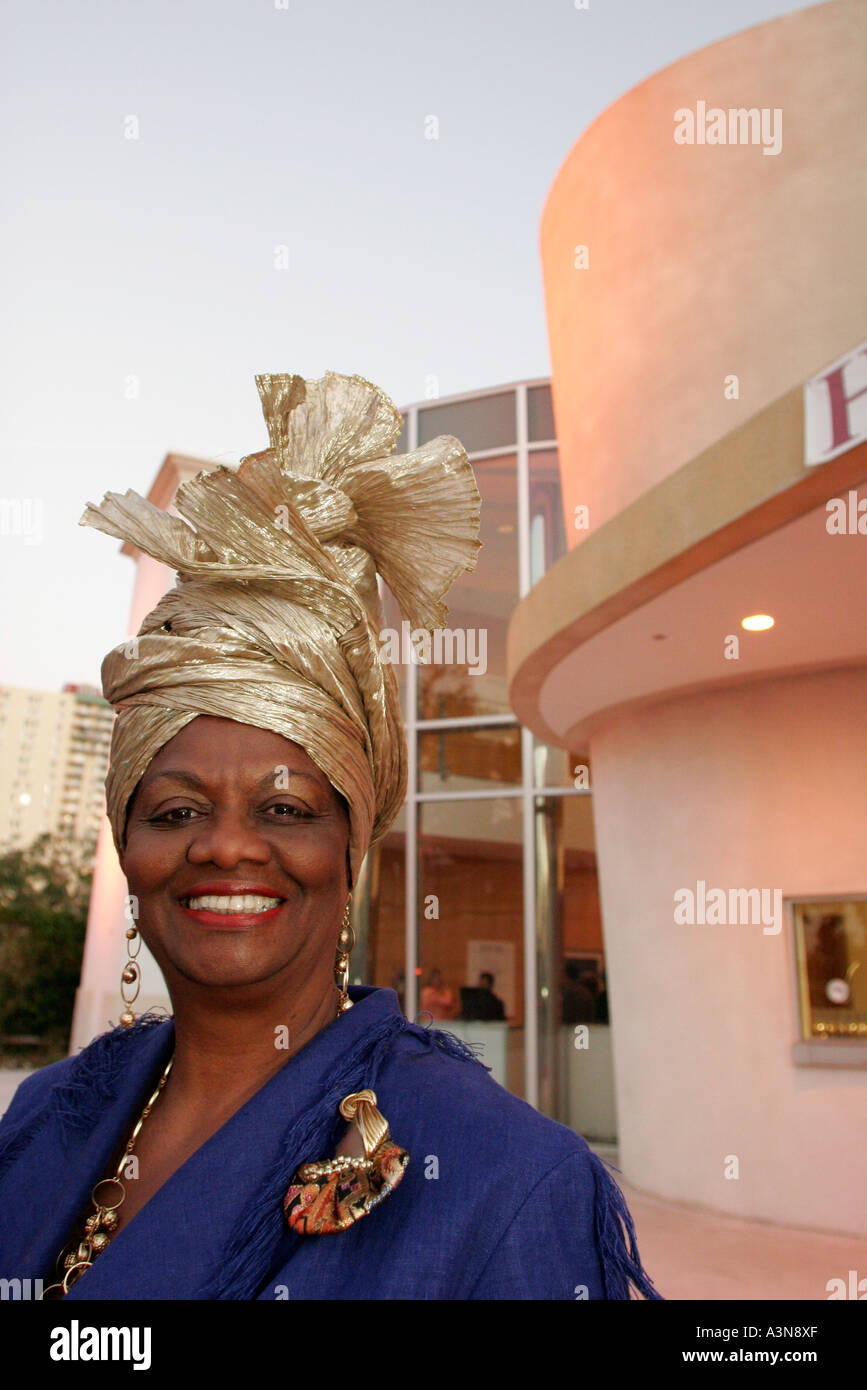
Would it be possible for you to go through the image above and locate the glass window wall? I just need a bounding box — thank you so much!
[418,796,525,1098]
[417,392,515,452]
[528,384,556,442]
[356,381,613,1137]
[418,725,522,794]
[417,453,518,720]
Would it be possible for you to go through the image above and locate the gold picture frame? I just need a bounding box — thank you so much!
[792,898,867,1041]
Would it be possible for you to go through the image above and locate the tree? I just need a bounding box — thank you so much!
[0,833,95,1054]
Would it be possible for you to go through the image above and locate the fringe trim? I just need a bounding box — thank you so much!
[51,1010,172,1143]
[409,1017,492,1071]
[0,1009,171,1177]
[588,1152,663,1300]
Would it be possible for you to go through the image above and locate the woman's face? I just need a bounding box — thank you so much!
[119,716,351,1003]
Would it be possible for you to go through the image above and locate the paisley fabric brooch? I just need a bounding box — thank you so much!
[284,1089,409,1235]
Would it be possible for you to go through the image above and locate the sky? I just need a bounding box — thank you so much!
[0,0,821,692]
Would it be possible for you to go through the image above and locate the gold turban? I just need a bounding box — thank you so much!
[80,371,481,885]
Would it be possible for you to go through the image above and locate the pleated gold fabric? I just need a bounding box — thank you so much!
[80,371,481,884]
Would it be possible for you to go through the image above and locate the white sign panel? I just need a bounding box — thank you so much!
[804,341,867,467]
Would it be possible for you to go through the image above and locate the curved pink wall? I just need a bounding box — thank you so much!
[590,665,867,1234]
[540,0,867,540]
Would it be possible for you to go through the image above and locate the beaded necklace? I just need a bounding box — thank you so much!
[41,1054,174,1299]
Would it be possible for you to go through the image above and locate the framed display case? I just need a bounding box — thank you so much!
[790,897,867,1064]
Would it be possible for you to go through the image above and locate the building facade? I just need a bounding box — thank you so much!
[508,0,867,1235]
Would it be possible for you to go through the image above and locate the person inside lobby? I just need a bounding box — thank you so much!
[419,967,458,1021]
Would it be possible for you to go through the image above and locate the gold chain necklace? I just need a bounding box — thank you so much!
[41,1054,174,1300]
[41,959,354,1299]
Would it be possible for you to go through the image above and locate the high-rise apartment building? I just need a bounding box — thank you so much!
[0,684,113,855]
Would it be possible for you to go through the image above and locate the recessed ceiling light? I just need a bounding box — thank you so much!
[741,614,775,631]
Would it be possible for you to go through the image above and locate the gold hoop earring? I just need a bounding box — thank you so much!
[119,914,142,1028]
[335,895,355,1016]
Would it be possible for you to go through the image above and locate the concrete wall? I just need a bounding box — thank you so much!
[590,664,867,1235]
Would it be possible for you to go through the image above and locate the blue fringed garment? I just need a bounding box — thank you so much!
[0,986,661,1300]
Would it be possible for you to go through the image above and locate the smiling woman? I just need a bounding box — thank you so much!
[123,722,351,1000]
[0,370,659,1300]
